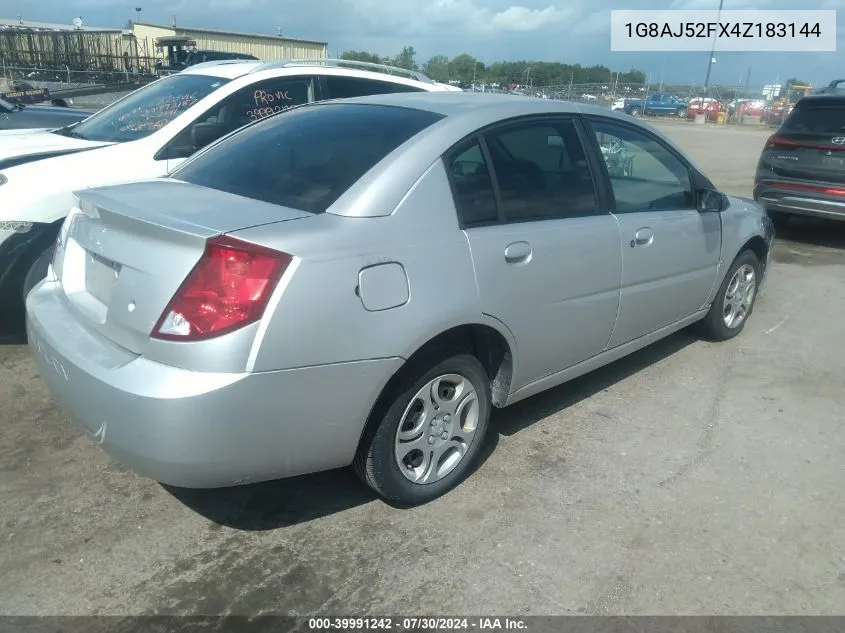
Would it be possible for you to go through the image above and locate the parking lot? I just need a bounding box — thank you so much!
[1,120,844,616]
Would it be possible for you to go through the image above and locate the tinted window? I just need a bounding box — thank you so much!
[60,74,228,143]
[782,102,845,133]
[324,76,425,99]
[588,120,694,213]
[447,139,499,226]
[159,77,316,160]
[175,104,443,214]
[483,119,598,222]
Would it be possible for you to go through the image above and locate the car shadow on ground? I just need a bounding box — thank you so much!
[492,329,697,437]
[775,216,845,251]
[167,329,698,531]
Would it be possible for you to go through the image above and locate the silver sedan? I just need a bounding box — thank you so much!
[26,93,775,506]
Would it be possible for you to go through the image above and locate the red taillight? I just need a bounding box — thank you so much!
[766,135,845,151]
[766,135,798,148]
[766,181,845,197]
[152,235,292,342]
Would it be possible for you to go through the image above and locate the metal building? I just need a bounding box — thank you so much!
[132,22,328,63]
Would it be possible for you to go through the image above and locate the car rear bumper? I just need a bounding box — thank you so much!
[26,280,402,488]
[755,181,845,222]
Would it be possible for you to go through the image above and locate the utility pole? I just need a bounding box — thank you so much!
[703,0,724,95]
[743,64,751,99]
[659,56,665,91]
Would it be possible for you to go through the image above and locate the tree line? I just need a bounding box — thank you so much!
[341,46,647,87]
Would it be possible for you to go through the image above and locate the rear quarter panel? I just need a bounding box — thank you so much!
[239,160,501,373]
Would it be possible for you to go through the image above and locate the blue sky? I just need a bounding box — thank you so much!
[2,0,842,87]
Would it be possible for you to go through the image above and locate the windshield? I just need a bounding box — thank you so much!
[174,103,444,214]
[57,74,229,143]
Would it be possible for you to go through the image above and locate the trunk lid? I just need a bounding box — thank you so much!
[54,180,311,354]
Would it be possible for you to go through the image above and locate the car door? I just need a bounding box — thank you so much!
[445,116,622,391]
[156,75,320,171]
[584,116,721,348]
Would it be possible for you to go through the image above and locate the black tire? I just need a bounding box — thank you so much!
[354,348,492,506]
[630,107,642,117]
[22,244,54,302]
[699,249,762,342]
[677,107,688,118]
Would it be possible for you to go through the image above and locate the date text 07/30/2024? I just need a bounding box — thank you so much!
[307,617,529,631]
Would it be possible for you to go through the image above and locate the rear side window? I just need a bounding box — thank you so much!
[484,119,599,222]
[782,102,845,133]
[174,103,444,214]
[447,140,499,226]
[324,76,425,99]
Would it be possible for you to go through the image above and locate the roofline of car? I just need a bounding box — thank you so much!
[183,58,440,86]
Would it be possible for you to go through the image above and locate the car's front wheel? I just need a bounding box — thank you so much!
[354,349,491,506]
[699,249,762,341]
[630,107,642,116]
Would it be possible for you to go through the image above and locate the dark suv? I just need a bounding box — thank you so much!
[753,79,845,226]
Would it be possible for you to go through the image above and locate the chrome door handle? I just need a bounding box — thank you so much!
[631,228,654,247]
[504,241,532,264]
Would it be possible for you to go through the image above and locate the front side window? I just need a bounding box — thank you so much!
[174,103,444,214]
[158,77,316,160]
[482,119,599,223]
[588,119,694,213]
[57,74,229,143]
[324,76,425,99]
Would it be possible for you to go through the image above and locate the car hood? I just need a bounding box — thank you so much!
[0,128,112,158]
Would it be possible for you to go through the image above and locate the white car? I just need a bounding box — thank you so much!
[0,59,460,324]
[612,98,625,111]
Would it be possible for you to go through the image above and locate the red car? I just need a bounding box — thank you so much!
[733,99,765,118]
[686,98,723,121]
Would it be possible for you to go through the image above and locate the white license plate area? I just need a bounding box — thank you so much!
[85,252,119,305]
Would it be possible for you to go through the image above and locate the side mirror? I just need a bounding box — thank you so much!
[698,189,726,213]
[191,121,225,151]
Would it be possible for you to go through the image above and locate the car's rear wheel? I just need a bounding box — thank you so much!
[354,349,491,506]
[677,107,688,118]
[699,249,761,341]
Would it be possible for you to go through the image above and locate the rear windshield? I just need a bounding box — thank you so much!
[782,102,845,134]
[174,103,444,214]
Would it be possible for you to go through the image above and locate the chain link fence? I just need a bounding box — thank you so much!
[467,80,807,128]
